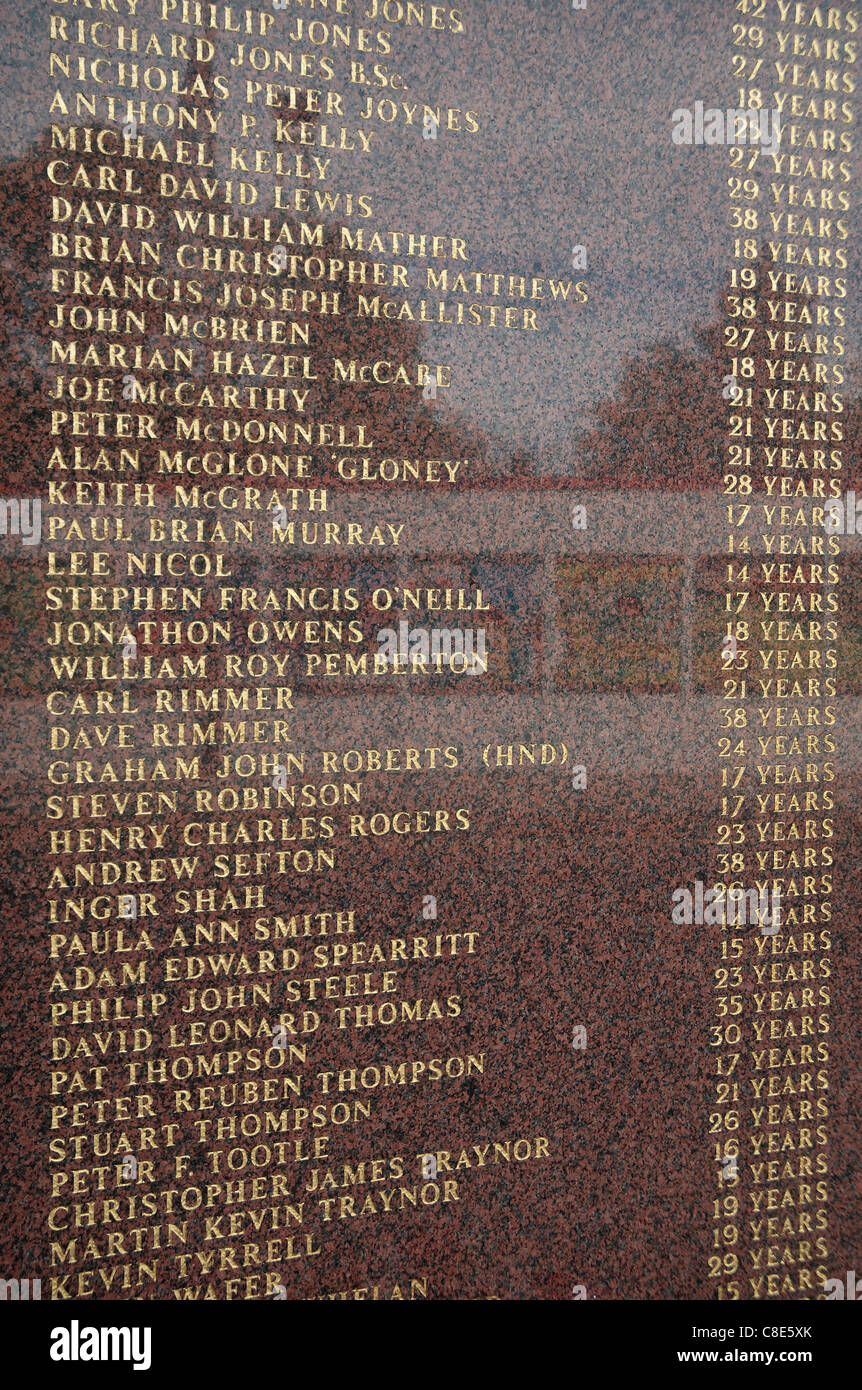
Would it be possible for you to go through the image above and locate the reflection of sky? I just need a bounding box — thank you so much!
[2,0,859,472]
[346,0,739,465]
[310,0,858,466]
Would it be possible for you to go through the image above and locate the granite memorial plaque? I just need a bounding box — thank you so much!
[0,0,860,1334]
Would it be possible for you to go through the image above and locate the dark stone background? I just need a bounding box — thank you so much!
[0,0,859,1299]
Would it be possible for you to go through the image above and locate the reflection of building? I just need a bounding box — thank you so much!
[549,487,854,697]
[21,483,861,697]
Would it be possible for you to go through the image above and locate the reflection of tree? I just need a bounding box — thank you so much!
[0,75,549,694]
[575,243,861,491]
[0,75,493,496]
[576,338,725,488]
[5,116,862,702]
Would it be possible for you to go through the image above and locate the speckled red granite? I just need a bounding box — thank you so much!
[0,0,859,1303]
